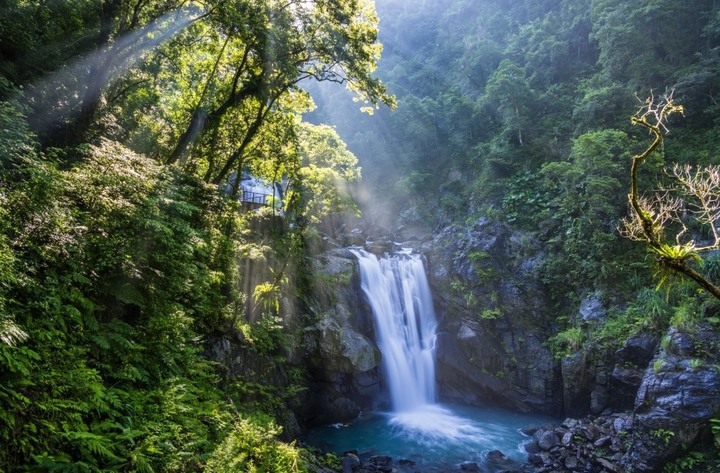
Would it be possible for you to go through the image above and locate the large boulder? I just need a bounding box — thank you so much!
[621,324,720,471]
[610,334,658,411]
[300,249,383,425]
[557,331,659,418]
[308,312,378,373]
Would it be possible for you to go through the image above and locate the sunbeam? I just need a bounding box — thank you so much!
[25,5,203,140]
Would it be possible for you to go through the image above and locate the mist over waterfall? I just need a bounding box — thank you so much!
[351,249,438,412]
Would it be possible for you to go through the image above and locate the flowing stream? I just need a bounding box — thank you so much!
[307,249,555,471]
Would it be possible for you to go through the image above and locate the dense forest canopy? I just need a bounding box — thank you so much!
[310,0,720,300]
[0,0,392,471]
[2,0,720,471]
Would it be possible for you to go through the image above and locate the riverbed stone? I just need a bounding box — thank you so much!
[564,455,578,470]
[459,461,480,472]
[537,431,559,450]
[342,452,360,473]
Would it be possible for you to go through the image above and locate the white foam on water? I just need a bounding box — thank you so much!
[388,404,489,446]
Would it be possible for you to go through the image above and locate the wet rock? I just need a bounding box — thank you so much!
[300,251,384,425]
[612,416,632,433]
[579,291,606,322]
[368,454,391,463]
[581,424,600,441]
[368,455,393,471]
[342,452,360,473]
[593,435,611,448]
[339,229,367,247]
[421,218,561,415]
[615,334,658,367]
[594,457,620,472]
[610,366,644,409]
[621,324,720,472]
[527,453,545,466]
[521,414,632,473]
[487,450,510,462]
[609,334,659,411]
[520,424,542,436]
[561,352,594,417]
[459,462,481,472]
[486,449,517,471]
[564,456,578,470]
[312,315,379,373]
[561,418,581,429]
[326,397,360,423]
[537,431,559,451]
[365,239,398,255]
[524,441,540,454]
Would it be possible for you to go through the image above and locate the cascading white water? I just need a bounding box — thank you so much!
[351,248,438,412]
[308,249,557,467]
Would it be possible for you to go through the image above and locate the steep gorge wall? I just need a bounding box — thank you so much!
[414,217,563,414]
[298,216,720,469]
[300,249,383,425]
[302,217,564,416]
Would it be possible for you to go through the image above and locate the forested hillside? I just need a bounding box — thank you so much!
[312,0,720,324]
[0,1,391,471]
[2,0,720,471]
[307,2,720,469]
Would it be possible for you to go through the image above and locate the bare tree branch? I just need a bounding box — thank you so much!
[621,91,720,300]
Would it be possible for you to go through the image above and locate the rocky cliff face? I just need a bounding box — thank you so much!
[304,216,565,416]
[620,323,720,471]
[413,217,563,415]
[560,333,659,418]
[300,249,383,426]
[301,216,720,471]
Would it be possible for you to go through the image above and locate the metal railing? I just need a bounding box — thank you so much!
[239,191,272,205]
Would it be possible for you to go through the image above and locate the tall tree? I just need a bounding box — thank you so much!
[164,0,395,188]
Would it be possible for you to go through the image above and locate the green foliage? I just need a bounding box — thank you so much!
[0,1,568,471]
[0,111,316,471]
[311,0,720,319]
[0,137,229,470]
[670,301,698,332]
[205,415,305,473]
[664,451,707,473]
[651,243,702,289]
[651,428,676,446]
[538,129,638,297]
[4,0,720,469]
[480,308,501,320]
[548,327,584,359]
[288,123,363,226]
[711,418,720,447]
[468,251,499,283]
[613,288,672,335]
[449,279,479,310]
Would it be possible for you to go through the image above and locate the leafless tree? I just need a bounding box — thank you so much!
[620,91,720,299]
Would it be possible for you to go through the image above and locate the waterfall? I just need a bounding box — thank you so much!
[352,249,438,412]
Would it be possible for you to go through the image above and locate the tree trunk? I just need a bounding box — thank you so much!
[166,76,262,165]
[210,105,267,185]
